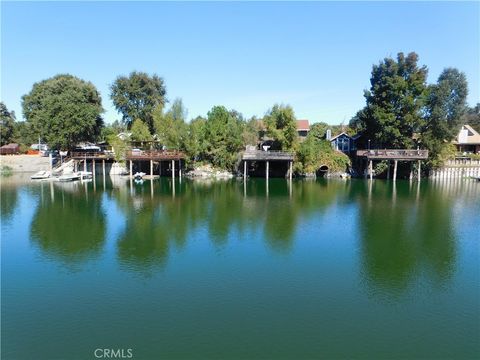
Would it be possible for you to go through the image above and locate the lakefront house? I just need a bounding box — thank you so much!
[454,125,480,154]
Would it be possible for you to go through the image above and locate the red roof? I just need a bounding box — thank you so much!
[296,120,310,131]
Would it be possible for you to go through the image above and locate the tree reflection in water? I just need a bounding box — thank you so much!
[356,180,457,297]
[30,181,106,267]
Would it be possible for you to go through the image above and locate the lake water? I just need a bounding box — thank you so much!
[1,175,479,359]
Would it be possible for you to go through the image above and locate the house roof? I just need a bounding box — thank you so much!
[0,143,19,149]
[329,132,351,141]
[296,120,310,131]
[454,125,480,145]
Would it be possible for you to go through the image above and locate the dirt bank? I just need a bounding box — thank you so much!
[0,155,51,173]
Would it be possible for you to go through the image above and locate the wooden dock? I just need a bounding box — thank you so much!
[70,150,186,179]
[241,150,294,180]
[356,149,429,181]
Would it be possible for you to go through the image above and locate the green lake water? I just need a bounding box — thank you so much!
[1,175,479,359]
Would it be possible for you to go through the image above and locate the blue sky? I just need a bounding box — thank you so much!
[1,1,479,125]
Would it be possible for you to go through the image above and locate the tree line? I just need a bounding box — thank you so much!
[1,53,479,173]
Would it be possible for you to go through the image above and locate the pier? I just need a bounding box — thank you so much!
[70,150,186,179]
[242,150,294,180]
[356,149,429,181]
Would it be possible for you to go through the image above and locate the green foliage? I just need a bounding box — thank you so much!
[422,68,468,169]
[110,71,166,132]
[0,102,16,146]
[22,74,104,150]
[184,116,207,163]
[130,119,151,142]
[242,117,260,146]
[154,98,188,150]
[106,134,128,163]
[462,103,480,133]
[352,52,428,149]
[202,106,244,171]
[263,104,298,151]
[13,121,37,146]
[297,133,351,174]
[308,122,329,139]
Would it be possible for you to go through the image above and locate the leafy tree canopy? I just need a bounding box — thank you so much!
[154,98,188,150]
[130,119,151,142]
[203,106,244,170]
[0,102,16,146]
[462,103,480,133]
[22,74,103,150]
[263,104,298,151]
[422,68,468,168]
[110,71,166,133]
[351,52,428,149]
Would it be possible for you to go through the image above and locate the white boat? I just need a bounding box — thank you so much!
[58,173,80,182]
[31,171,51,180]
[78,171,93,180]
[133,172,146,180]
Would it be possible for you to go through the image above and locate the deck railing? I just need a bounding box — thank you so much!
[242,150,294,160]
[126,150,186,160]
[356,149,428,160]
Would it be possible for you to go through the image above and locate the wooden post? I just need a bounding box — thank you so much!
[74,161,77,172]
[289,161,293,181]
[84,159,87,172]
[179,160,182,179]
[266,161,269,180]
[369,160,373,180]
[393,160,398,181]
[244,161,247,179]
[417,160,421,181]
[102,159,105,177]
[172,159,175,180]
[92,160,96,180]
[130,160,133,177]
[150,159,153,177]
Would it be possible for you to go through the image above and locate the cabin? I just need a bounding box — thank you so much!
[454,125,480,154]
[328,132,359,154]
[296,120,310,139]
[0,143,20,155]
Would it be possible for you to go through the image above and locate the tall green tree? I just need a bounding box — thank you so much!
[203,106,244,170]
[22,74,104,150]
[422,68,468,168]
[130,119,152,142]
[110,71,166,132]
[184,116,207,162]
[263,104,298,151]
[462,103,480,132]
[0,102,16,146]
[154,98,188,150]
[351,52,428,149]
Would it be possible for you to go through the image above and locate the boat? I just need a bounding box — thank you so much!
[31,170,51,180]
[133,172,146,180]
[58,173,81,182]
[78,171,93,180]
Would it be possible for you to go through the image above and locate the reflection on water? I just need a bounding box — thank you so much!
[1,175,479,359]
[13,177,476,289]
[30,181,106,265]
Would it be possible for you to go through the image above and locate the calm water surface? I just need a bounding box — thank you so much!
[1,175,479,359]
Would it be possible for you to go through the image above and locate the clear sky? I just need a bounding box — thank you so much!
[1,1,479,125]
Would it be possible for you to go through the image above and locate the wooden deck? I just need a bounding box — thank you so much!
[356,149,428,161]
[70,150,186,161]
[242,150,294,161]
[70,151,115,160]
[126,150,185,161]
